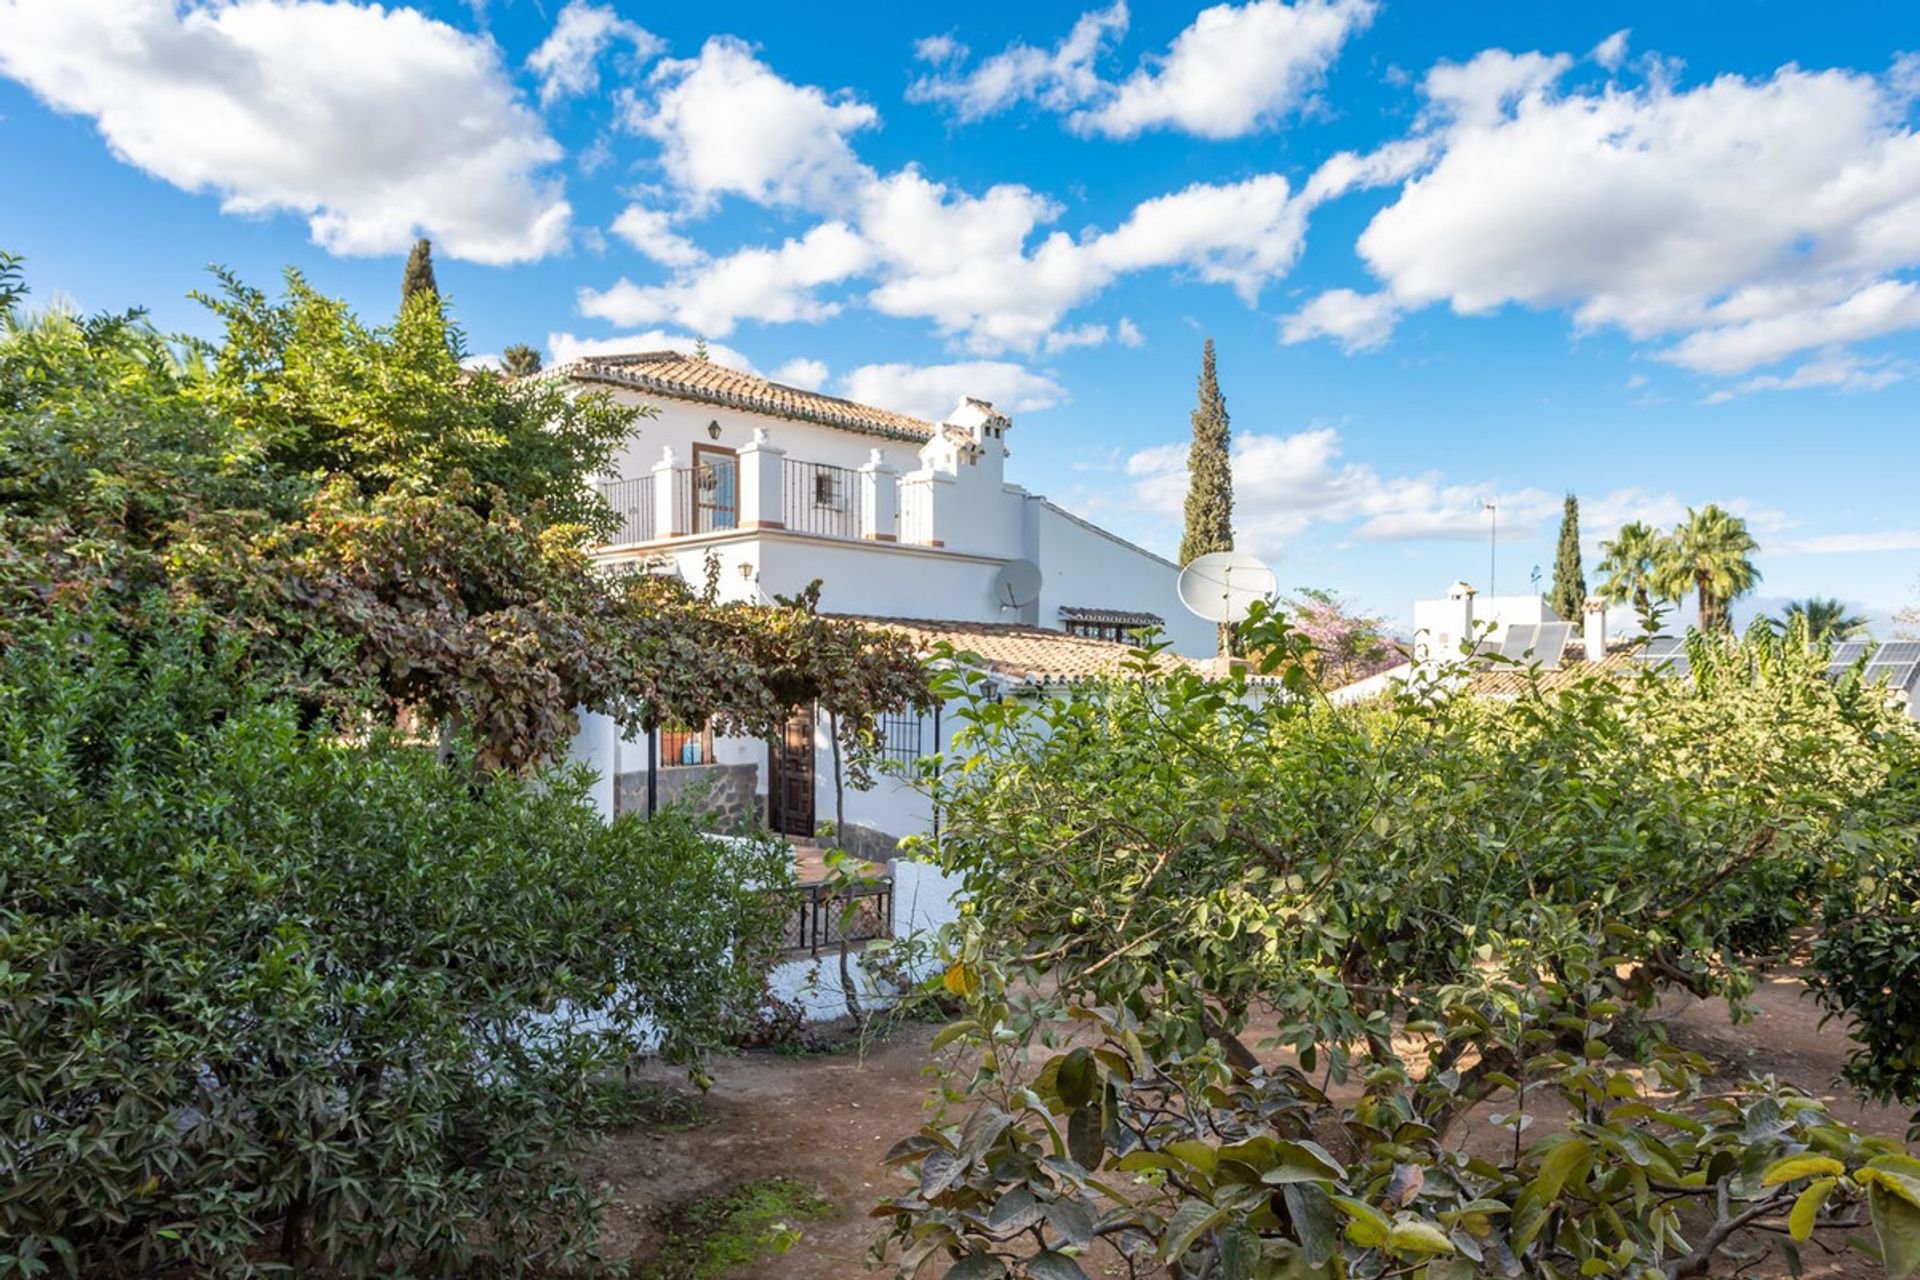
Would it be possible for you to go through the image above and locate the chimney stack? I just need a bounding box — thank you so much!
[1444,580,1476,662]
[1583,596,1608,664]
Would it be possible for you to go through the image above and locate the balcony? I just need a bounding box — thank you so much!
[594,431,927,550]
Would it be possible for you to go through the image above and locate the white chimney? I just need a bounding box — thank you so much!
[1444,580,1476,662]
[1582,596,1608,664]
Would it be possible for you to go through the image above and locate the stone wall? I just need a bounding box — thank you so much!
[616,762,760,830]
[833,822,906,863]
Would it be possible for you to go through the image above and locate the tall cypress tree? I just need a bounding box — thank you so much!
[1549,492,1587,620]
[400,237,438,309]
[1178,338,1234,567]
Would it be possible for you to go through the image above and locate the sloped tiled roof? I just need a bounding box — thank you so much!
[841,616,1236,686]
[1467,649,1640,697]
[552,351,937,442]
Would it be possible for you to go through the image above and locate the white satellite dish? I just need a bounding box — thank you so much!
[1177,550,1276,624]
[989,559,1043,611]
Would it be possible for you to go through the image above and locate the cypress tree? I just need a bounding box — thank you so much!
[501,344,542,377]
[1178,338,1234,567]
[1549,492,1587,620]
[400,237,438,309]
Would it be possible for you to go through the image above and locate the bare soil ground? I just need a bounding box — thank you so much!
[590,969,1911,1279]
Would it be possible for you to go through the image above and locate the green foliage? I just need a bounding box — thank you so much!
[0,608,792,1276]
[884,999,1915,1280]
[1773,596,1870,643]
[502,342,544,376]
[637,1178,835,1280]
[0,258,932,770]
[1656,504,1761,632]
[191,268,629,533]
[878,610,1920,1278]
[400,236,438,308]
[1809,701,1920,1130]
[1548,492,1586,620]
[1177,338,1233,568]
[1596,519,1668,621]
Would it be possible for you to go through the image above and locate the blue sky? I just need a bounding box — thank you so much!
[4,0,1918,632]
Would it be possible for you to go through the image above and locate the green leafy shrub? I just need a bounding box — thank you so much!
[1810,713,1920,1130]
[875,614,1920,1277]
[0,610,790,1276]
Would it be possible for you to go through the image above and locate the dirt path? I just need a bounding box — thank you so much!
[591,1020,948,1278]
[591,970,1912,1278]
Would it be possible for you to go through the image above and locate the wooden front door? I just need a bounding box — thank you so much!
[768,704,816,838]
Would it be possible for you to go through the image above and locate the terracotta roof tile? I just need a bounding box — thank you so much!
[839,616,1218,685]
[552,351,936,442]
[1466,649,1640,696]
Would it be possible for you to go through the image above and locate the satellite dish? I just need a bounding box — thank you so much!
[1178,551,1277,624]
[990,559,1043,611]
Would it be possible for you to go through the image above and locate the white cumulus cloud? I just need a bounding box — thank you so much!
[1291,47,1920,390]
[1075,0,1377,139]
[594,40,1325,352]
[0,0,570,264]
[771,357,830,390]
[1281,288,1399,351]
[545,329,757,372]
[625,35,878,212]
[910,0,1375,140]
[578,221,872,335]
[526,0,660,106]
[608,205,707,269]
[907,3,1127,122]
[1123,426,1788,557]
[841,361,1068,422]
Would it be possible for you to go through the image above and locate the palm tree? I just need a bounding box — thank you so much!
[1595,521,1668,617]
[1656,505,1761,632]
[1771,597,1869,644]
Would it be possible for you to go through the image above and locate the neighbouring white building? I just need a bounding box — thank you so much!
[1343,580,1920,719]
[556,351,1218,869]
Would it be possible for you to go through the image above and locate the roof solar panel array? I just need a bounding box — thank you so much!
[1636,635,1684,662]
[1535,622,1575,668]
[1827,641,1871,672]
[1499,624,1539,661]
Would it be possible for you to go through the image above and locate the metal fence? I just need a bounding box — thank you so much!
[875,710,923,762]
[782,458,863,539]
[777,879,893,955]
[897,477,935,545]
[598,476,654,545]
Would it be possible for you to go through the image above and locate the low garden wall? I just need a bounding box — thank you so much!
[615,761,759,827]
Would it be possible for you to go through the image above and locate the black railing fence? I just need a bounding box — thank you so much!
[598,476,654,544]
[782,458,863,538]
[777,879,893,955]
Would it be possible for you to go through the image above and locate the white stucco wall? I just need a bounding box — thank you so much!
[1031,499,1215,655]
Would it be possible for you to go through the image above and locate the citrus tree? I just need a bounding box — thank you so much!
[876,611,1920,1279]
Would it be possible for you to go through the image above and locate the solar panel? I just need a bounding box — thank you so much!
[1500,623,1540,661]
[1637,635,1683,661]
[1864,661,1920,691]
[1827,641,1871,672]
[1872,642,1920,665]
[1534,622,1575,668]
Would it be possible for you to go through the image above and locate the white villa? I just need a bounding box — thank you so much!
[559,351,1217,869]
